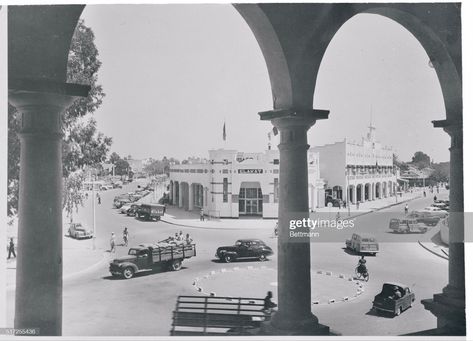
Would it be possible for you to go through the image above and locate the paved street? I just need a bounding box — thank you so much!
[6,182,448,336]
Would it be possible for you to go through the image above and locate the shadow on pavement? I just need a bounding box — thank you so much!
[365,308,395,319]
[102,266,190,280]
[342,247,377,257]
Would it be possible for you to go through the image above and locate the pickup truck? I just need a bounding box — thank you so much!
[109,242,196,279]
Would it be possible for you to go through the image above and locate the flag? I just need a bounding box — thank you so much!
[223,122,226,141]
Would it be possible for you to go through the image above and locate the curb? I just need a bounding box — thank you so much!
[417,240,449,260]
[6,251,111,292]
[162,195,421,230]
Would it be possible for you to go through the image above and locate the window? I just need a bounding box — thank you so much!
[273,159,279,165]
[223,178,228,203]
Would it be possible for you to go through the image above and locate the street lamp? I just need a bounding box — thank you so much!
[92,178,96,250]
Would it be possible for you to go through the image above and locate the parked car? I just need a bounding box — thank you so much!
[407,211,441,226]
[112,182,123,189]
[431,202,449,211]
[420,206,448,218]
[114,197,131,209]
[120,203,133,214]
[325,195,342,208]
[389,218,429,233]
[68,223,93,239]
[100,184,114,191]
[127,203,141,216]
[345,233,379,255]
[215,239,273,263]
[372,282,415,316]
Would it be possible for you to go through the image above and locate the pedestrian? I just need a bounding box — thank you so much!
[434,195,438,202]
[263,291,277,314]
[7,238,16,259]
[185,233,193,245]
[110,232,116,253]
[423,191,426,197]
[200,208,204,221]
[178,231,184,242]
[404,204,409,215]
[356,201,360,210]
[123,227,129,247]
[85,192,89,200]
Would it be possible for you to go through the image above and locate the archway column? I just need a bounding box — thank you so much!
[178,183,183,208]
[422,121,465,334]
[260,109,329,335]
[169,181,174,205]
[9,85,88,336]
[188,184,194,211]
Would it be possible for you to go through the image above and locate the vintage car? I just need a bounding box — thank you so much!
[68,223,93,239]
[114,196,131,209]
[345,233,379,255]
[407,211,441,226]
[420,206,448,218]
[126,203,141,216]
[389,218,429,234]
[372,282,415,316]
[119,203,133,214]
[325,195,342,208]
[215,239,273,263]
[109,242,196,279]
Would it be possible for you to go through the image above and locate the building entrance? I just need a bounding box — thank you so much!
[239,182,263,216]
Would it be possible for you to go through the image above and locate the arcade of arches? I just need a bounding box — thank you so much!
[6,3,464,336]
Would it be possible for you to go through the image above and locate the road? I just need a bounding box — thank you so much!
[6,181,448,336]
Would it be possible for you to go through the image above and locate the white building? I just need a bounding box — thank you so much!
[169,149,325,218]
[311,123,397,205]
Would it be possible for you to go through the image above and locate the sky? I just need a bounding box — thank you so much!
[80,4,450,163]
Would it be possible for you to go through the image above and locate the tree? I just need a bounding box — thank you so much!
[115,158,130,176]
[63,170,86,223]
[7,19,111,216]
[393,153,408,172]
[411,151,431,169]
[144,159,164,176]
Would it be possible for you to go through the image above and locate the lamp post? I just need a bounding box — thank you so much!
[92,175,96,250]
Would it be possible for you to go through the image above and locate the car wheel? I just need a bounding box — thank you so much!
[122,267,135,279]
[224,254,234,263]
[395,307,401,316]
[258,254,267,261]
[170,260,182,271]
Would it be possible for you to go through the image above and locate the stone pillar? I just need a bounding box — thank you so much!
[9,88,85,336]
[260,109,329,335]
[360,184,365,203]
[188,184,194,211]
[178,183,183,208]
[422,121,465,334]
[169,181,174,205]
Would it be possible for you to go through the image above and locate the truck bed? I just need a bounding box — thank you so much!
[150,244,196,263]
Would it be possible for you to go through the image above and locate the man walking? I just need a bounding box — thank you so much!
[7,238,16,259]
[110,232,116,253]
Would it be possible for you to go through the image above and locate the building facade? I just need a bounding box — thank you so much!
[311,124,397,205]
[169,149,325,218]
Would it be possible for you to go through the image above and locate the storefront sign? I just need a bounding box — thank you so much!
[238,169,263,174]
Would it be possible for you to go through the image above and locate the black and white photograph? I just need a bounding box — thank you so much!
[0,1,471,339]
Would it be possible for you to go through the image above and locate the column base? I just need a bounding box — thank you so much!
[421,291,465,336]
[251,313,329,336]
[258,320,330,336]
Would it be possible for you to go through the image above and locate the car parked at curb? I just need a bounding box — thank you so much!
[215,239,273,263]
[68,223,93,239]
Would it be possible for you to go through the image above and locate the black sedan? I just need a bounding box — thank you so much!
[215,239,273,263]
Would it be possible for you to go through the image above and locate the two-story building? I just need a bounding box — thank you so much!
[311,123,397,205]
[169,148,325,218]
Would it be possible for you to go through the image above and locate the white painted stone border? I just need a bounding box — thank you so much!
[192,267,366,305]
